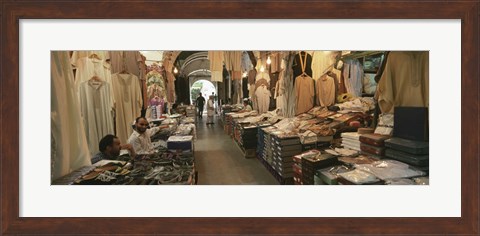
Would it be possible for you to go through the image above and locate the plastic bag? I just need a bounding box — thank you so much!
[355,159,426,180]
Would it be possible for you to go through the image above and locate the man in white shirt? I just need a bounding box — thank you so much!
[127,117,163,154]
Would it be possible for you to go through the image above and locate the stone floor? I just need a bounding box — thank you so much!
[193,114,278,185]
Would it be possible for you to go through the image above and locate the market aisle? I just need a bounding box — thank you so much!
[194,115,278,185]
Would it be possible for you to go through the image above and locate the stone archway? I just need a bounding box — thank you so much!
[190,79,217,109]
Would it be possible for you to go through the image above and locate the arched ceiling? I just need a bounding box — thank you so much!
[175,51,210,78]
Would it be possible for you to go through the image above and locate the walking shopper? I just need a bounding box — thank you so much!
[195,94,206,118]
[206,95,215,124]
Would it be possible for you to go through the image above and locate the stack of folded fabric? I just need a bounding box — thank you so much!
[292,152,304,185]
[300,150,338,185]
[359,133,391,159]
[271,132,302,178]
[384,137,429,172]
[341,132,361,151]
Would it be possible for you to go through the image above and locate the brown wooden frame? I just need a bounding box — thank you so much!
[1,0,478,235]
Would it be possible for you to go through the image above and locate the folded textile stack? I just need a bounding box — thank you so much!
[292,154,303,185]
[299,150,338,185]
[341,132,361,151]
[167,135,194,153]
[270,131,302,178]
[359,133,391,159]
[384,137,429,172]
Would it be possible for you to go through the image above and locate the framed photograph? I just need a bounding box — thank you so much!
[1,0,478,235]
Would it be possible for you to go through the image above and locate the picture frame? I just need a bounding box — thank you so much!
[1,0,478,234]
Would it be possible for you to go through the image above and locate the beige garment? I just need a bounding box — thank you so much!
[275,72,286,114]
[232,51,243,79]
[70,51,110,68]
[211,71,223,82]
[74,57,110,85]
[255,85,271,114]
[51,51,91,180]
[316,75,336,107]
[248,84,255,100]
[111,73,143,144]
[295,75,315,115]
[270,52,282,73]
[377,51,429,113]
[78,80,115,156]
[223,51,233,71]
[255,71,271,84]
[248,69,257,85]
[312,51,338,80]
[165,72,176,103]
[109,51,143,76]
[109,51,146,108]
[224,51,243,79]
[209,51,225,82]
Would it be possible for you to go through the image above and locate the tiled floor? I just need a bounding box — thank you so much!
[194,115,278,185]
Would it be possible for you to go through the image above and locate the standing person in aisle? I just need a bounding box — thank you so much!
[195,94,206,119]
[127,117,164,154]
[206,95,215,125]
[92,134,136,164]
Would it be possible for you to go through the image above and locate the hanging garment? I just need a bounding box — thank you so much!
[269,52,282,73]
[208,51,225,82]
[255,71,271,84]
[311,51,338,80]
[332,68,346,95]
[242,77,249,99]
[295,75,315,115]
[376,51,429,114]
[74,56,110,86]
[316,74,336,107]
[248,84,256,102]
[343,59,364,97]
[292,51,313,84]
[110,51,146,109]
[78,80,115,156]
[269,72,279,96]
[248,69,257,85]
[241,51,253,72]
[70,51,110,68]
[231,51,243,80]
[109,51,143,76]
[274,71,286,115]
[111,73,143,144]
[165,72,176,103]
[294,52,315,115]
[175,76,189,104]
[255,85,271,114]
[51,51,91,180]
[232,79,241,104]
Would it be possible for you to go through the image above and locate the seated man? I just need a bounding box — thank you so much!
[91,134,136,164]
[128,116,163,154]
[241,99,253,112]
